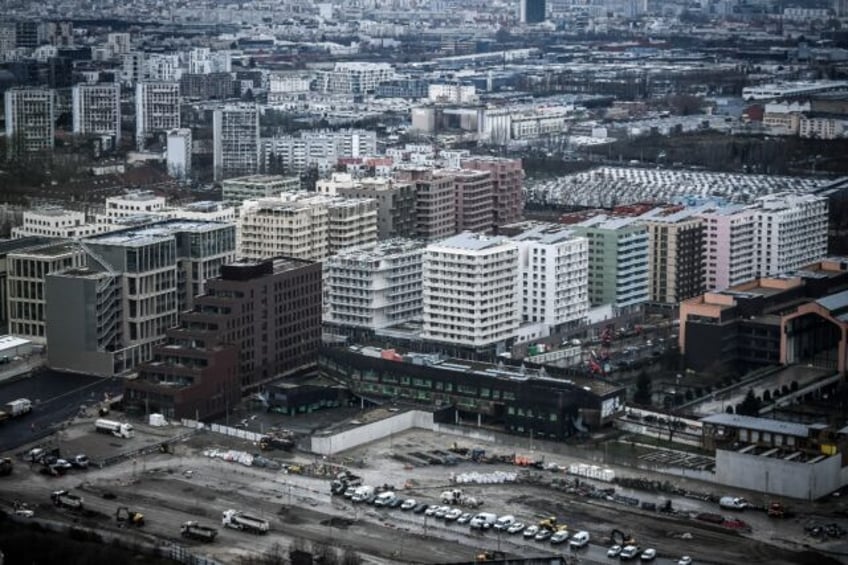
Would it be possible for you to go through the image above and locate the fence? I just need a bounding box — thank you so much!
[180,419,263,443]
[163,544,222,565]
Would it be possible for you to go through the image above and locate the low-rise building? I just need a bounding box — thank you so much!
[222,174,301,206]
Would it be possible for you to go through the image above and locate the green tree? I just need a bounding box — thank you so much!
[634,371,652,405]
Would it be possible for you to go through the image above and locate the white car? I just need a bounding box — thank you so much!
[550,530,570,544]
[445,508,463,521]
[607,545,622,558]
[507,522,525,534]
[457,512,473,524]
[640,548,657,561]
[425,505,439,517]
[400,499,416,510]
[678,558,692,565]
[523,525,540,539]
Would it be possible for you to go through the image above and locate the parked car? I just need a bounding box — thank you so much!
[640,549,657,562]
[507,522,525,534]
[401,499,416,511]
[425,505,439,517]
[388,497,404,509]
[434,506,450,519]
[52,459,72,471]
[523,525,540,539]
[535,529,552,542]
[457,512,473,524]
[677,557,692,565]
[550,530,570,544]
[607,545,623,558]
[413,503,428,514]
[620,545,639,560]
[445,508,463,521]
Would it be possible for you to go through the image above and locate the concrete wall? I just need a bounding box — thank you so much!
[716,449,842,500]
[310,410,434,455]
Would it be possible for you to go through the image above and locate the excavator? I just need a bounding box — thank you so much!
[116,506,145,527]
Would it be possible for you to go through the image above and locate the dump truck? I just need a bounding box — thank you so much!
[0,457,12,476]
[51,490,83,511]
[116,506,144,526]
[95,418,134,439]
[222,509,269,534]
[181,521,219,542]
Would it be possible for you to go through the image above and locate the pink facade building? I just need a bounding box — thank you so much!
[461,156,525,227]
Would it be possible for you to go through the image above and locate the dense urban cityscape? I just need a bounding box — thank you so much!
[1,0,848,564]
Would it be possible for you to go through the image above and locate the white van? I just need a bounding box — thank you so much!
[351,485,374,502]
[374,491,395,507]
[469,512,498,529]
[569,530,590,548]
[493,515,516,531]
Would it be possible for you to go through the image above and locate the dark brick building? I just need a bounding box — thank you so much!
[179,72,236,100]
[126,257,322,419]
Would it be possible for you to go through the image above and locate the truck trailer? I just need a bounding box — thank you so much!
[51,490,83,511]
[222,509,269,534]
[95,419,134,439]
[181,521,219,542]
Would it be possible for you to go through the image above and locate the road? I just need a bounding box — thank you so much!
[0,369,122,452]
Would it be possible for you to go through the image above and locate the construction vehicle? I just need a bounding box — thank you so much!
[5,399,32,418]
[180,521,218,542]
[610,528,638,547]
[0,457,12,476]
[441,489,483,508]
[95,419,134,439]
[259,433,294,451]
[475,550,506,562]
[222,509,269,534]
[51,490,83,511]
[331,470,363,494]
[539,517,561,532]
[116,506,145,527]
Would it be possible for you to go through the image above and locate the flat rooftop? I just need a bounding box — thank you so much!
[86,219,230,246]
[11,242,80,258]
[430,232,512,251]
[0,236,55,256]
[700,413,811,438]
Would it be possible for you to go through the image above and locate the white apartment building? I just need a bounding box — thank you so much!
[12,208,103,239]
[160,201,236,224]
[101,191,166,223]
[428,83,477,104]
[316,172,357,195]
[188,47,232,74]
[166,128,192,180]
[106,33,131,57]
[324,239,425,329]
[145,53,181,82]
[222,174,301,206]
[799,115,846,140]
[755,193,829,277]
[479,105,572,144]
[8,242,85,343]
[319,62,394,94]
[422,233,520,349]
[5,87,55,154]
[511,224,589,330]
[213,103,260,182]
[135,81,180,150]
[269,73,312,93]
[238,192,377,261]
[72,83,121,139]
[697,205,758,291]
[261,129,377,175]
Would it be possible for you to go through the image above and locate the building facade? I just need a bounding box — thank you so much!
[643,211,705,304]
[445,169,493,234]
[319,62,394,94]
[395,167,456,241]
[12,209,102,239]
[135,81,180,150]
[324,239,425,330]
[337,177,417,240]
[461,157,525,228]
[166,128,192,180]
[72,83,121,139]
[697,205,758,291]
[422,233,519,350]
[520,0,547,23]
[261,129,377,175]
[126,257,322,419]
[221,174,301,206]
[5,87,55,155]
[755,193,828,278]
[213,103,260,182]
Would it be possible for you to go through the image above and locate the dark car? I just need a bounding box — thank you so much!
[388,497,404,509]
[413,503,429,514]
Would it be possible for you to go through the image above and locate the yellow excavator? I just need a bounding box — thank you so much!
[116,506,145,527]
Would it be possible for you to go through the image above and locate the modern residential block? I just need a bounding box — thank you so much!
[336,177,417,239]
[166,128,192,180]
[221,174,301,207]
[5,87,55,155]
[213,103,260,182]
[461,156,525,227]
[394,166,455,241]
[135,81,180,150]
[643,210,706,304]
[72,83,121,139]
[443,169,493,234]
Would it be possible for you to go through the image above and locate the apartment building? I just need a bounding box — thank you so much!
[642,210,706,304]
[126,257,321,419]
[166,129,192,180]
[135,81,180,150]
[101,191,166,223]
[12,208,102,239]
[45,220,236,377]
[179,72,236,100]
[222,174,301,206]
[325,197,379,255]
[462,156,525,227]
[239,197,329,261]
[319,62,394,94]
[336,177,417,239]
[442,169,493,234]
[697,205,758,291]
[5,87,55,155]
[7,243,85,343]
[571,217,649,309]
[324,239,425,330]
[261,129,377,175]
[72,83,121,139]
[213,103,260,182]
[511,224,589,330]
[755,194,828,277]
[422,233,519,350]
[394,167,455,241]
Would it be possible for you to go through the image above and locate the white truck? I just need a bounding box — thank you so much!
[222,509,269,534]
[181,521,219,542]
[0,398,32,422]
[719,496,749,510]
[95,419,134,439]
[51,490,83,511]
[469,512,498,529]
[351,485,375,503]
[441,488,483,508]
[374,491,395,507]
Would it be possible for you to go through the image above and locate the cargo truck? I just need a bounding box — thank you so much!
[51,490,83,511]
[221,509,269,534]
[0,398,32,421]
[181,521,219,542]
[719,496,749,510]
[95,419,134,439]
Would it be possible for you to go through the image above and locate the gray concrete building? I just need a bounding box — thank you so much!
[337,177,416,240]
